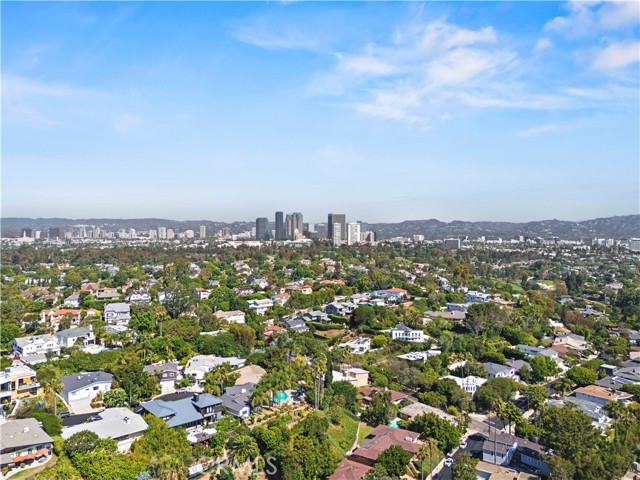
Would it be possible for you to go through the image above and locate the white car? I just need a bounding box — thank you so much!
[459,441,468,449]
[444,458,453,467]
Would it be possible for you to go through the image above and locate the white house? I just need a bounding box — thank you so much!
[464,291,492,303]
[60,371,114,404]
[484,362,516,379]
[104,303,131,324]
[61,407,148,452]
[13,334,60,358]
[247,299,273,316]
[338,337,371,355]
[63,293,80,308]
[55,325,95,348]
[213,310,246,324]
[126,290,151,304]
[250,278,269,289]
[184,355,246,382]
[441,375,488,395]
[194,288,211,300]
[390,324,426,343]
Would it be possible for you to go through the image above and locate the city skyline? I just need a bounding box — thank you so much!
[3,1,639,222]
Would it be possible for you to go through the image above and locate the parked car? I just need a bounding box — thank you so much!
[444,457,453,467]
[460,441,468,449]
[57,411,70,418]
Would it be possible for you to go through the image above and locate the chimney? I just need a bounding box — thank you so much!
[193,393,200,402]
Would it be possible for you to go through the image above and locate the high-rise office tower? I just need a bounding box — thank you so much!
[292,212,303,239]
[21,228,33,238]
[275,211,284,240]
[158,227,167,240]
[48,227,61,240]
[285,214,293,240]
[347,223,361,245]
[332,223,342,246]
[256,217,269,241]
[327,214,346,241]
[199,225,207,238]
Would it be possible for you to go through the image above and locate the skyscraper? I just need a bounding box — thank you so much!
[328,214,346,241]
[275,211,284,240]
[256,217,269,241]
[199,225,207,238]
[347,223,361,245]
[332,223,342,246]
[158,227,167,240]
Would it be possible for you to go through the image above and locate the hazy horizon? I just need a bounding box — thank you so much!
[3,2,639,222]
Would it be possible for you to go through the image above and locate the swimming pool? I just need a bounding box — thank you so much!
[388,421,399,428]
[272,391,289,403]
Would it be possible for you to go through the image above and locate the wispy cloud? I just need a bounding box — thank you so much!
[513,123,566,138]
[534,37,552,53]
[591,41,640,70]
[545,1,639,38]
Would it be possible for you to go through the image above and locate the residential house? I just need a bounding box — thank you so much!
[61,371,113,405]
[250,278,269,289]
[332,366,370,388]
[285,284,313,295]
[303,310,331,323]
[517,438,550,476]
[104,303,131,324]
[194,288,211,300]
[325,302,357,317]
[564,397,612,430]
[220,383,255,418]
[184,355,246,382]
[63,293,80,308]
[350,425,420,466]
[95,287,120,300]
[465,291,492,303]
[0,418,53,472]
[484,362,516,379]
[0,365,42,400]
[399,402,457,423]
[285,318,310,333]
[61,407,148,452]
[482,431,518,465]
[371,288,407,301]
[126,289,152,304]
[596,360,640,391]
[247,299,273,316]
[446,303,469,313]
[553,333,588,352]
[41,308,98,328]
[13,334,60,358]
[55,325,95,348]
[213,310,246,324]
[329,459,372,480]
[264,325,285,340]
[143,362,182,389]
[441,375,488,395]
[423,310,466,321]
[573,385,633,406]
[390,324,426,343]
[350,293,371,304]
[339,337,371,355]
[233,286,254,296]
[139,393,222,429]
[271,293,290,306]
[359,387,409,405]
[397,350,442,362]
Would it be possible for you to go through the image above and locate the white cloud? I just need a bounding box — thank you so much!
[419,21,497,51]
[337,54,397,76]
[545,1,639,38]
[534,37,553,53]
[514,123,566,137]
[591,41,640,70]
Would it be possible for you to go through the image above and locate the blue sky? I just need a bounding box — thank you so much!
[2,1,639,222]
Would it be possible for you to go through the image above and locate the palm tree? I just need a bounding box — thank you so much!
[36,365,64,414]
[250,388,270,411]
[227,434,259,463]
[417,439,437,480]
[204,363,237,396]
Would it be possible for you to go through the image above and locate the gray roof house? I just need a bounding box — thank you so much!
[61,371,114,404]
[220,383,255,418]
[0,418,53,470]
[303,311,330,323]
[104,302,131,324]
[143,362,182,385]
[483,362,516,379]
[55,325,95,348]
[61,407,148,452]
[139,393,222,429]
[285,318,310,333]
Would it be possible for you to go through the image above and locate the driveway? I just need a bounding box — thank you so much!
[434,433,488,480]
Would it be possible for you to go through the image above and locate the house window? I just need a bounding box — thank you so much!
[93,386,99,390]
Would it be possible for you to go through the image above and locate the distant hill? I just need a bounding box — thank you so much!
[367,215,640,240]
[1,215,638,241]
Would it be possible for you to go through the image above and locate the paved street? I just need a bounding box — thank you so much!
[434,433,488,480]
